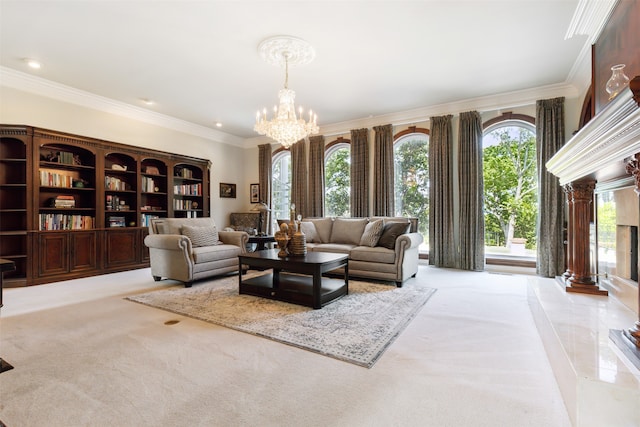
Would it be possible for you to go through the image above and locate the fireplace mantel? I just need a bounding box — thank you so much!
[547,77,640,185]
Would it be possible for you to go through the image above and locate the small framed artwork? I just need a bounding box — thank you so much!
[250,183,260,203]
[220,183,236,198]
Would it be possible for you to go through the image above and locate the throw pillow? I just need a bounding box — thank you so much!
[377,222,410,249]
[330,218,369,245]
[359,219,384,247]
[309,217,334,243]
[180,225,220,248]
[299,221,318,243]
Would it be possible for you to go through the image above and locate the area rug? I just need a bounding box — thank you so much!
[126,274,436,368]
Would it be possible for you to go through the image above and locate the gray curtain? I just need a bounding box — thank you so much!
[373,124,395,216]
[290,139,307,219]
[350,128,369,217]
[308,135,325,217]
[536,97,566,277]
[458,111,485,271]
[429,115,455,267]
[258,143,272,234]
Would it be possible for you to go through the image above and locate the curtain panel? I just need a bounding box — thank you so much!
[373,124,395,216]
[429,115,456,267]
[350,128,370,217]
[258,143,273,234]
[308,135,325,218]
[458,111,485,271]
[536,97,566,277]
[291,139,308,219]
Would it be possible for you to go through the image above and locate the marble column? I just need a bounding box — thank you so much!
[566,180,608,295]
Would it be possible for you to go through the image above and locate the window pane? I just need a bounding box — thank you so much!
[394,135,429,246]
[272,152,291,221]
[483,126,537,256]
[325,145,350,217]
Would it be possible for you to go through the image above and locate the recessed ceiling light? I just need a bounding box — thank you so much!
[24,58,41,69]
[141,98,154,106]
[216,122,222,128]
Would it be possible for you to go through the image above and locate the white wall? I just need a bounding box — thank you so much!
[0,86,250,228]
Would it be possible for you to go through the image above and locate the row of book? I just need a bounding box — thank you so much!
[39,214,95,230]
[175,167,194,179]
[105,176,131,191]
[174,183,201,196]
[141,176,159,193]
[141,214,160,227]
[174,199,199,210]
[40,170,75,188]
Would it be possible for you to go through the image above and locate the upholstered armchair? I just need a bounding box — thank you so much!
[144,217,249,287]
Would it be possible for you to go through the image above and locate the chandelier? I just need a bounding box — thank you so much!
[254,36,319,149]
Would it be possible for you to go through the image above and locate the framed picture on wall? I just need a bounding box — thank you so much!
[220,183,236,198]
[250,183,260,203]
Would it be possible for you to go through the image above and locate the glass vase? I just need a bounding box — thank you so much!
[605,64,630,100]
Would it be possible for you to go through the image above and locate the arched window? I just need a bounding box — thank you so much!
[324,140,350,217]
[394,128,429,249]
[482,114,537,257]
[271,149,291,221]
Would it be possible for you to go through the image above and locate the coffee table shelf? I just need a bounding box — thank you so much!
[238,249,349,309]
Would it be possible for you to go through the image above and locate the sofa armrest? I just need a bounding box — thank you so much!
[395,232,423,254]
[144,234,192,253]
[218,230,250,251]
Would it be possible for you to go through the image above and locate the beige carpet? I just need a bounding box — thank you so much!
[0,265,571,427]
[126,274,436,368]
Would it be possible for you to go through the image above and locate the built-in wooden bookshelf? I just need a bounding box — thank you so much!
[0,126,32,286]
[0,125,210,287]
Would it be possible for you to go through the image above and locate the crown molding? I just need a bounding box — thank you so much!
[0,66,246,147]
[565,0,617,43]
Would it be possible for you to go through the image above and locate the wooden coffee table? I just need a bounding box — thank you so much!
[238,249,348,309]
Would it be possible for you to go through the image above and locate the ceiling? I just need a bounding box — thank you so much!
[0,1,599,142]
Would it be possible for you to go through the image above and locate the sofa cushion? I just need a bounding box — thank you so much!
[299,221,318,243]
[330,218,368,245]
[192,244,241,264]
[350,246,396,264]
[308,217,334,243]
[377,222,410,249]
[359,219,384,247]
[180,224,221,247]
[307,243,354,255]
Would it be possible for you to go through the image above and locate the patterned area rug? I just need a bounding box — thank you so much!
[126,274,436,368]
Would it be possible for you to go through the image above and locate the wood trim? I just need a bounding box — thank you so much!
[483,112,535,130]
[325,137,351,151]
[394,126,429,140]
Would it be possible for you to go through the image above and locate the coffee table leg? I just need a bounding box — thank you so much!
[344,261,349,294]
[312,267,322,309]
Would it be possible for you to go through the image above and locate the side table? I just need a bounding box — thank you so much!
[247,235,276,251]
[0,259,15,373]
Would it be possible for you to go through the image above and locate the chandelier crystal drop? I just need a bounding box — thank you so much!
[253,36,319,148]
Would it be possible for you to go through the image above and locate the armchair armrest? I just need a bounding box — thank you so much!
[395,232,423,255]
[144,234,192,253]
[218,230,250,251]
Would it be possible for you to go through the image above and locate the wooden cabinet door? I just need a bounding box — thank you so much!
[70,231,98,272]
[104,229,139,268]
[38,233,69,277]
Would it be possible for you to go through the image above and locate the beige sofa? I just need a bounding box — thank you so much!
[144,217,249,287]
[297,217,423,287]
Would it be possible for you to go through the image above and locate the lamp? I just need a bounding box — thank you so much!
[251,202,271,235]
[253,36,319,149]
